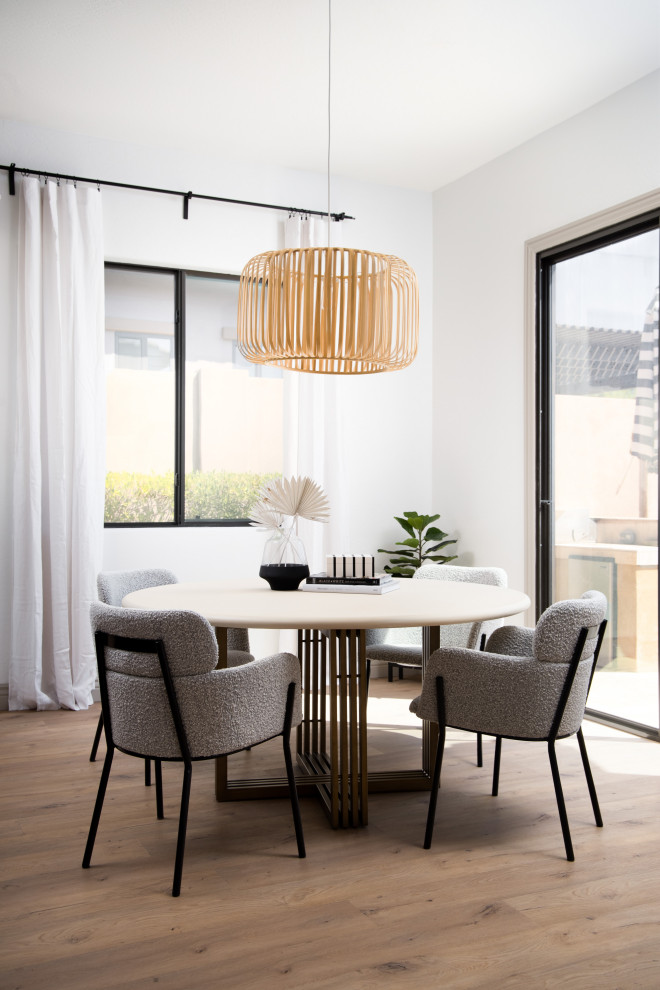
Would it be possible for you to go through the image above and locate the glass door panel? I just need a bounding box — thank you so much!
[548,228,659,731]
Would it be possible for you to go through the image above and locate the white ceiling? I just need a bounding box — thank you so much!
[2,0,659,192]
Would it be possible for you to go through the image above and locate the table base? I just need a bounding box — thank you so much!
[215,626,440,827]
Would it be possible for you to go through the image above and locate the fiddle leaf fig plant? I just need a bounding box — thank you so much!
[378,512,458,577]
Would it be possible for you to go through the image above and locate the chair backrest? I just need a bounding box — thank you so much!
[533,590,607,665]
[414,563,508,649]
[97,569,178,606]
[90,600,218,758]
[97,568,251,655]
[531,590,608,737]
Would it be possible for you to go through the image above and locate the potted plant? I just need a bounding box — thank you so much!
[378,512,457,577]
[250,475,330,590]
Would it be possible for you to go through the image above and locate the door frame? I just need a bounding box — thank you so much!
[524,188,660,740]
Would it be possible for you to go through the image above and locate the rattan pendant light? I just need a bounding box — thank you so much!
[237,4,418,375]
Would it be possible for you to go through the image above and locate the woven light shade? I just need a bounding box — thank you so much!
[237,246,418,374]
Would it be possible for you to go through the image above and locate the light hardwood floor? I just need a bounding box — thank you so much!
[1,682,659,990]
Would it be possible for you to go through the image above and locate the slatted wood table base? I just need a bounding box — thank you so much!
[215,626,441,828]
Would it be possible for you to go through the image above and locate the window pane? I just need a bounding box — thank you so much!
[146,335,172,371]
[115,334,142,369]
[551,229,659,729]
[104,267,176,523]
[184,274,283,521]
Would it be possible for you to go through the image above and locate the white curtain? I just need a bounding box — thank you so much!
[282,215,348,573]
[10,176,106,710]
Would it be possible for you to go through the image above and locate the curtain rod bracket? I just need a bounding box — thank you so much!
[8,163,15,196]
[183,191,193,220]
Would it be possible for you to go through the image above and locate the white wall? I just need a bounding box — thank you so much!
[0,119,432,682]
[431,70,660,601]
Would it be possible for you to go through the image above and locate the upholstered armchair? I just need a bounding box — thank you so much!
[410,591,608,860]
[83,602,305,896]
[366,564,508,681]
[91,569,254,767]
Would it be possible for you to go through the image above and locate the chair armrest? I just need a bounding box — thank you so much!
[410,646,592,740]
[175,652,302,758]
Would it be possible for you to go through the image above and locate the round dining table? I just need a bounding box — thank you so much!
[124,578,531,828]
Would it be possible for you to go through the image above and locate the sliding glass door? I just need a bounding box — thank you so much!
[537,211,660,737]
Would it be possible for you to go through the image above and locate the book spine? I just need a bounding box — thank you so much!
[307,575,391,586]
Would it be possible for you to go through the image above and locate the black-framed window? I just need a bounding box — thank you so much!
[104,263,283,526]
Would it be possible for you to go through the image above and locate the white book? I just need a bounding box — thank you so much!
[325,554,376,578]
[301,580,400,595]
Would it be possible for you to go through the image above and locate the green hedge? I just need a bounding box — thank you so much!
[105,470,279,523]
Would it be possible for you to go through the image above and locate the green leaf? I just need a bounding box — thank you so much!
[384,565,416,576]
[394,516,415,538]
[406,515,426,531]
[423,539,457,553]
[396,538,420,548]
[425,554,459,563]
[424,526,448,540]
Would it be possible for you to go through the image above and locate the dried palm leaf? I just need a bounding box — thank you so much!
[250,475,330,529]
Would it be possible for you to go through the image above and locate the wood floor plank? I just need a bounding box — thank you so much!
[1,703,659,989]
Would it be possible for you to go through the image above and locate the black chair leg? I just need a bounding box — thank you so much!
[476,636,486,769]
[399,666,404,680]
[577,727,603,827]
[155,759,164,820]
[172,763,192,898]
[388,664,393,682]
[283,682,306,858]
[144,758,152,786]
[83,745,114,868]
[492,736,502,796]
[548,740,574,861]
[89,712,104,762]
[424,677,446,850]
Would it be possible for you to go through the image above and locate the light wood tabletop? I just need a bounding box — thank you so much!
[123,577,530,630]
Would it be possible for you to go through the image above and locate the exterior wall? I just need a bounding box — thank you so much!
[555,394,658,522]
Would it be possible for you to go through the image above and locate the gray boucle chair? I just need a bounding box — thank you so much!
[91,569,254,769]
[83,602,305,897]
[410,590,608,860]
[366,564,508,683]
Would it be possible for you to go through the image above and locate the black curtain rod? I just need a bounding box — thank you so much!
[2,162,353,222]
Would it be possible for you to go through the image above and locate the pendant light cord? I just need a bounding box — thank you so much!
[327,0,332,248]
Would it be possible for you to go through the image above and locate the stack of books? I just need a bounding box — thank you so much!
[302,572,400,595]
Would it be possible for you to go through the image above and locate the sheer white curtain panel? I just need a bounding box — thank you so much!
[282,215,347,573]
[10,176,106,710]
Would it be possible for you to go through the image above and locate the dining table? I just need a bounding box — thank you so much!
[123,577,531,827]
